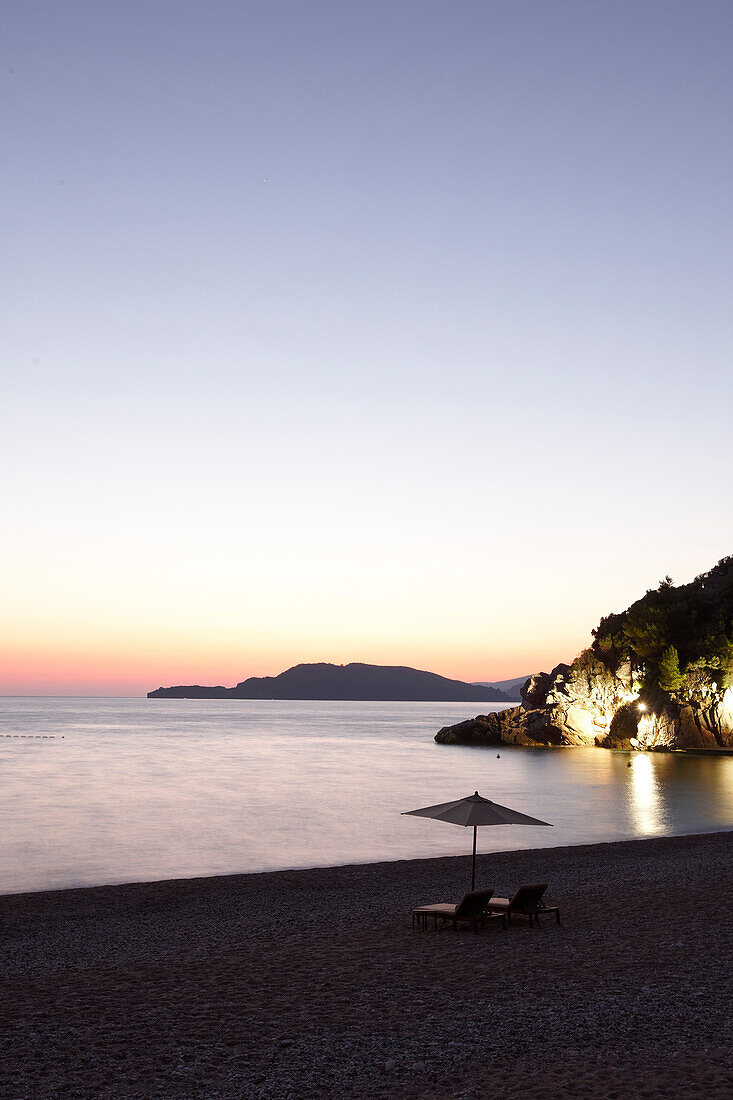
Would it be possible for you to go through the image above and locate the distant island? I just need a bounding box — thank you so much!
[472,675,529,702]
[148,662,515,702]
[437,556,733,752]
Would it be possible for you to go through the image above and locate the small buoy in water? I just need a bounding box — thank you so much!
[497,753,501,758]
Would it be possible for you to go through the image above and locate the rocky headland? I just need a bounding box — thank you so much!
[437,557,733,752]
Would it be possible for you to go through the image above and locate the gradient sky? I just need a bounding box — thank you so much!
[3,1,732,695]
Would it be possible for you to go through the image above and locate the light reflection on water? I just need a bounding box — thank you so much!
[1,697,731,894]
[627,753,664,835]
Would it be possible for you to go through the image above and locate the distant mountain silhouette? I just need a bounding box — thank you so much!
[148,662,513,702]
[472,676,532,701]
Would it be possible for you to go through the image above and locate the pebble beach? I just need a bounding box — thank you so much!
[1,831,731,1099]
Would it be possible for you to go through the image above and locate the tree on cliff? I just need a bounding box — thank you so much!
[657,645,683,691]
[591,555,733,689]
[623,596,671,658]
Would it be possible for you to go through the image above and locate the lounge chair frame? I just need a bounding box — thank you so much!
[412,889,506,933]
[488,882,561,926]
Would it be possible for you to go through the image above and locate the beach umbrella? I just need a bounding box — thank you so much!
[402,790,552,890]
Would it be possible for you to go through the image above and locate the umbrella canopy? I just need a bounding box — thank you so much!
[402,790,552,889]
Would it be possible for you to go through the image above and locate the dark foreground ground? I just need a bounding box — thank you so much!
[1,832,732,1099]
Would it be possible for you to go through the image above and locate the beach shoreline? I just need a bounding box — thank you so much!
[1,823,732,902]
[2,831,732,1097]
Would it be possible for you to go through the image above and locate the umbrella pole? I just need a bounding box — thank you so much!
[471,825,477,890]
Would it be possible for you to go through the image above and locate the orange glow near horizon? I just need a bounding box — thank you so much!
[1,563,598,695]
[3,526,719,698]
[0,630,589,697]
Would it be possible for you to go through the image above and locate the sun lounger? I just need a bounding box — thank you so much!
[412,888,506,932]
[487,882,560,925]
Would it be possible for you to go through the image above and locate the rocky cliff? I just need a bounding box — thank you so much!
[436,557,733,752]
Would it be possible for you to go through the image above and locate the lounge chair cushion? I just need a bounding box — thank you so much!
[412,903,457,916]
[413,889,495,922]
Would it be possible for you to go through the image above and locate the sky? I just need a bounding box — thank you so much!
[3,1,732,695]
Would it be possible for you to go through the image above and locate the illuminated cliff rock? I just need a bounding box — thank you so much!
[437,558,733,752]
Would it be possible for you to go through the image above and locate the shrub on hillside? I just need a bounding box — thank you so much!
[590,557,733,693]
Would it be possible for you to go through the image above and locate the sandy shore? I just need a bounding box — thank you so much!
[1,831,731,1099]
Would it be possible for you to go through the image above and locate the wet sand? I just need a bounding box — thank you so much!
[1,831,731,1098]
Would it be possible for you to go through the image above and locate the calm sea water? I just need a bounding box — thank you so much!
[1,697,731,895]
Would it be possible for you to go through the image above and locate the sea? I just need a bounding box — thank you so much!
[2,697,732,895]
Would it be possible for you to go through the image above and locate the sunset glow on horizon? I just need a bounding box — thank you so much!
[1,549,726,696]
[4,2,733,696]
